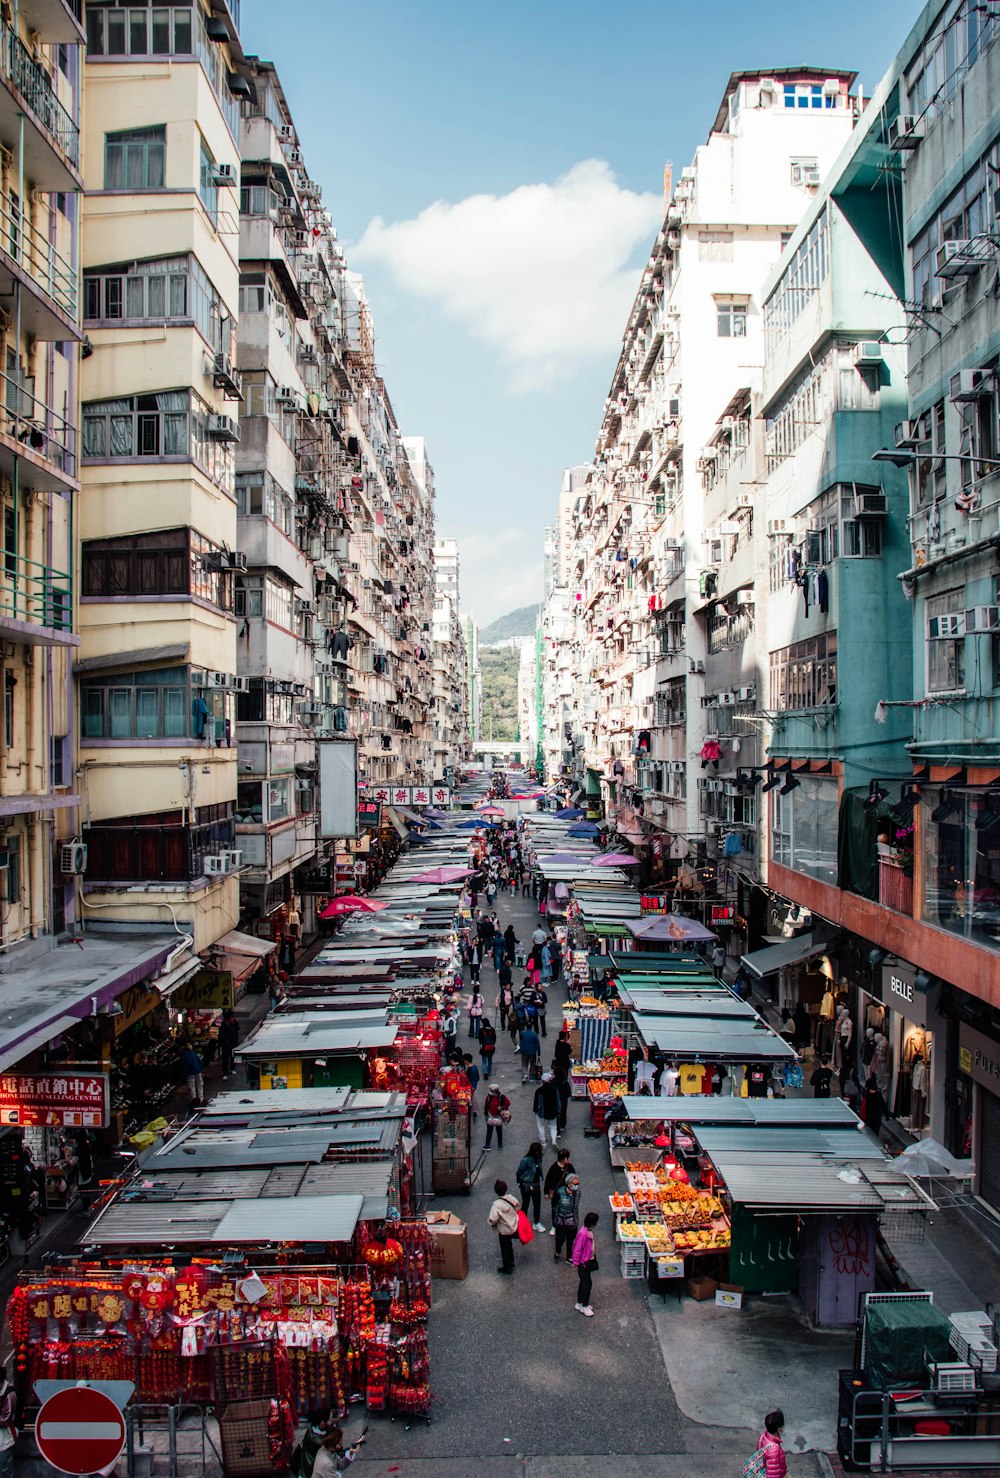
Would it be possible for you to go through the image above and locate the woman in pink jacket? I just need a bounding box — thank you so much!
[570,1211,600,1317]
[757,1409,787,1478]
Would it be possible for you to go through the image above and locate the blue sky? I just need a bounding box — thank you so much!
[245,0,919,626]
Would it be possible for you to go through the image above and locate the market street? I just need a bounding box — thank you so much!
[355,883,823,1476]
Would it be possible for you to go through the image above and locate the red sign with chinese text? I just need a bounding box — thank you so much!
[0,1072,110,1128]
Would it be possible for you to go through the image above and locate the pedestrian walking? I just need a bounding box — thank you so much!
[488,1178,520,1275]
[543,1147,575,1235]
[552,1172,580,1263]
[518,1022,541,1083]
[521,869,531,898]
[504,924,517,962]
[533,985,548,1038]
[757,1409,787,1478]
[479,1019,497,1078]
[810,1056,834,1098]
[553,1030,572,1075]
[516,1141,545,1230]
[571,1211,600,1316]
[218,1008,240,1077]
[180,1043,204,1107]
[497,982,514,1032]
[442,1007,459,1057]
[515,939,526,967]
[540,941,553,983]
[711,940,726,976]
[862,1076,886,1135]
[312,1427,366,1477]
[467,938,482,983]
[533,1072,560,1147]
[491,933,506,972]
[292,1412,329,1478]
[553,1061,570,1134]
[483,1085,510,1149]
[468,987,484,1038]
[463,1054,480,1118]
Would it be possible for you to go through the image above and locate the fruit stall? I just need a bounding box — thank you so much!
[614,1097,935,1320]
[236,1014,400,1091]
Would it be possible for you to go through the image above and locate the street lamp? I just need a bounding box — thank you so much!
[872,447,1000,471]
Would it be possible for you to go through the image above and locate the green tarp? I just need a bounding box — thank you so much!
[863,1300,953,1389]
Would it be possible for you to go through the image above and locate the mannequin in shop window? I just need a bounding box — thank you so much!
[815,985,836,1057]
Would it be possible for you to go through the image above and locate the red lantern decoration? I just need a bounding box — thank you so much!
[121,1272,146,1303]
[139,1275,175,1313]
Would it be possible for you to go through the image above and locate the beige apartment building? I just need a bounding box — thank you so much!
[77,1,245,952]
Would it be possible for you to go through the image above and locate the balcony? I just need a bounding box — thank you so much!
[878,855,913,917]
[20,0,83,44]
[0,20,81,189]
[0,193,78,336]
[0,367,76,491]
[0,547,75,646]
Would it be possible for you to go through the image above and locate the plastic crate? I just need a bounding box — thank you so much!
[621,1250,646,1279]
[927,1360,976,1393]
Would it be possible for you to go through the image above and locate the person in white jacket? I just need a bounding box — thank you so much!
[488,1177,520,1275]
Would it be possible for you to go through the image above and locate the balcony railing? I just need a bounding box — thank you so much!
[0,547,72,631]
[0,190,76,318]
[0,366,76,476]
[1,20,80,170]
[878,854,913,917]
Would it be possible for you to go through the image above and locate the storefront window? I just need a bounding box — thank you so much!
[923,789,1000,952]
[770,776,837,883]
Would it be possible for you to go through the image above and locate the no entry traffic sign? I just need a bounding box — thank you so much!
[36,1386,126,1475]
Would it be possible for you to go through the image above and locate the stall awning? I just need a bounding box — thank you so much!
[210,929,277,983]
[212,1193,365,1243]
[385,807,409,839]
[740,934,819,979]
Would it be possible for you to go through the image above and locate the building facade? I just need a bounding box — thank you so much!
[430,536,468,782]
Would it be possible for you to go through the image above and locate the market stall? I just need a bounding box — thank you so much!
[236,1015,399,1091]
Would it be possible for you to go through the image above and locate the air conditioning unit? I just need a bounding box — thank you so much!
[668,396,681,420]
[288,148,303,166]
[60,841,87,875]
[735,589,754,606]
[888,114,924,150]
[671,760,685,773]
[295,599,315,615]
[231,676,250,693]
[221,550,247,572]
[721,690,735,706]
[759,77,779,95]
[221,849,243,871]
[855,341,884,366]
[804,165,821,187]
[207,414,240,442]
[929,613,966,637]
[207,671,230,689]
[936,242,980,280]
[212,163,236,185]
[950,368,996,401]
[276,386,297,405]
[666,230,681,250]
[894,419,921,449]
[965,605,1000,633]
[279,125,294,141]
[737,686,755,701]
[854,488,888,516]
[735,490,753,508]
[204,855,228,876]
[822,78,841,96]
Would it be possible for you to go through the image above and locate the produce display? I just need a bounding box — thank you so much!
[672,1227,730,1252]
[609,1193,634,1212]
[588,1078,628,1099]
[611,1174,730,1272]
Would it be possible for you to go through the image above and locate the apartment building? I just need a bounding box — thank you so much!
[0,0,83,960]
[430,535,468,782]
[462,612,481,743]
[551,70,857,850]
[516,633,539,769]
[78,0,244,954]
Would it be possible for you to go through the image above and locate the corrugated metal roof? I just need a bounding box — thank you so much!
[741,935,821,978]
[211,1193,364,1243]
[707,1151,934,1213]
[636,1019,796,1060]
[82,1200,234,1245]
[200,1087,353,1114]
[695,1126,884,1159]
[621,993,755,1018]
[237,1021,399,1057]
[621,1096,860,1125]
[299,1162,392,1219]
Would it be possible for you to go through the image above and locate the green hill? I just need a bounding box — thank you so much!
[480,647,520,740]
[480,604,539,645]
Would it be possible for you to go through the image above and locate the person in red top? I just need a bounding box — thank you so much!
[757,1408,787,1478]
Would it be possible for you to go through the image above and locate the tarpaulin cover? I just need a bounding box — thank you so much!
[837,786,893,901]
[863,1301,952,1389]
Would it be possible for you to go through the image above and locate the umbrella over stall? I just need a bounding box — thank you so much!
[568,822,600,837]
[555,807,586,819]
[319,896,388,918]
[590,853,641,867]
[625,913,716,942]
[409,866,475,885]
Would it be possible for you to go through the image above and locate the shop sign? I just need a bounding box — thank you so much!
[877,961,932,1027]
[365,785,450,807]
[358,800,382,826]
[640,894,667,914]
[710,905,736,925]
[353,861,367,875]
[174,969,235,1011]
[959,1023,1000,1091]
[0,1072,109,1128]
[112,983,162,1037]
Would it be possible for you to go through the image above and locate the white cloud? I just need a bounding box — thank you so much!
[455,528,543,627]
[353,160,661,390]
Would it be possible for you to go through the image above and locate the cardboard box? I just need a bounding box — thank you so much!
[715,1284,744,1309]
[426,1210,469,1279]
[686,1275,718,1301]
[219,1400,278,1476]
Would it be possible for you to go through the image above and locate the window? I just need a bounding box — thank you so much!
[801,485,882,563]
[82,389,233,488]
[83,804,236,884]
[234,574,294,629]
[81,668,194,741]
[765,349,832,470]
[236,473,294,535]
[783,83,835,110]
[717,299,747,337]
[84,255,226,350]
[198,138,218,222]
[764,209,829,336]
[770,633,837,710]
[790,157,819,186]
[699,231,733,262]
[904,2,1000,121]
[82,529,233,609]
[922,787,1000,954]
[268,777,292,823]
[914,401,947,507]
[104,126,166,191]
[4,835,20,909]
[3,671,13,749]
[926,588,965,692]
[956,375,999,494]
[241,371,294,446]
[769,775,838,882]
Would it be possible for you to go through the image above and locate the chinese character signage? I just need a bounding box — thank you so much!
[709,905,735,924]
[175,969,235,1011]
[358,800,382,826]
[0,1072,110,1128]
[364,786,450,807]
[640,894,667,914]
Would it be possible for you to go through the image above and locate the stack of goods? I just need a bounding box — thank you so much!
[949,1311,999,1374]
[572,1050,627,1101]
[608,1170,731,1273]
